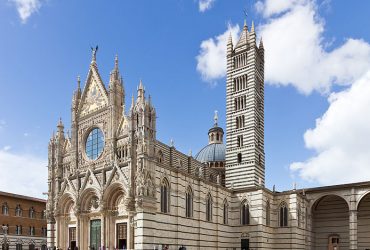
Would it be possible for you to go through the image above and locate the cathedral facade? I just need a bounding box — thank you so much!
[46,22,370,250]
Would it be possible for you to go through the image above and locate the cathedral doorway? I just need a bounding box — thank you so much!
[90,219,101,250]
[116,223,127,249]
[241,239,249,250]
[312,195,349,249]
[69,227,77,249]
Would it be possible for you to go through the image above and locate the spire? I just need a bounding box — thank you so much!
[130,94,135,110]
[57,117,64,130]
[77,75,81,91]
[259,37,264,48]
[235,20,249,48]
[228,32,233,44]
[114,54,119,71]
[251,20,255,33]
[214,110,218,127]
[110,54,121,84]
[137,79,145,100]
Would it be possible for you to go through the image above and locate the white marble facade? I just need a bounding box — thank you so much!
[46,23,370,250]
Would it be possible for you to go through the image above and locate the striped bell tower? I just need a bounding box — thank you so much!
[225,21,265,189]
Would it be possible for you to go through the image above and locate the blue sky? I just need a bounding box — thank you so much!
[1,0,370,198]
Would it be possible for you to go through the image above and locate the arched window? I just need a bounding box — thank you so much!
[211,134,214,141]
[297,203,301,228]
[158,150,164,164]
[237,153,242,163]
[241,200,250,225]
[15,204,22,217]
[185,186,193,218]
[160,178,170,213]
[266,201,270,226]
[206,193,213,222]
[29,207,35,218]
[2,203,8,215]
[29,243,35,250]
[279,202,288,227]
[223,200,229,224]
[16,243,22,250]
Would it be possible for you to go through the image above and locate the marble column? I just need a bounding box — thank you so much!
[349,210,358,250]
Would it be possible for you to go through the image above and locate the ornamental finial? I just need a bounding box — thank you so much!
[91,45,98,63]
[214,110,218,127]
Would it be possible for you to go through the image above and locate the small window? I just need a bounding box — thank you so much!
[15,204,22,217]
[266,201,270,226]
[223,200,229,225]
[185,186,193,218]
[2,203,8,215]
[279,202,288,227]
[206,194,213,222]
[160,178,170,213]
[237,153,242,163]
[237,135,243,147]
[241,201,250,225]
[29,207,35,218]
[158,150,164,163]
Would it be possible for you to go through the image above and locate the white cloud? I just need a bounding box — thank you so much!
[256,0,370,94]
[196,23,240,83]
[290,71,370,185]
[10,0,42,23]
[199,0,215,12]
[0,149,47,198]
[2,146,11,151]
[24,132,29,137]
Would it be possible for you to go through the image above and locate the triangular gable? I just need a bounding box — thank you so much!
[78,65,109,117]
[116,115,129,136]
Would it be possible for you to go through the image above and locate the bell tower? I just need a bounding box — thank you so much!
[225,21,265,189]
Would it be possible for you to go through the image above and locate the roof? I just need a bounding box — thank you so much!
[195,143,225,163]
[0,191,47,203]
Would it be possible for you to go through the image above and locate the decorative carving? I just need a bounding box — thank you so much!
[80,79,107,116]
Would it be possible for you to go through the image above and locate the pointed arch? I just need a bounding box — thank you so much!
[266,200,271,226]
[160,177,170,213]
[185,185,193,218]
[223,199,229,225]
[279,201,288,227]
[79,187,100,212]
[241,200,250,225]
[206,193,213,222]
[103,182,125,211]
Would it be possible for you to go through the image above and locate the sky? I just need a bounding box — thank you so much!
[1,0,370,198]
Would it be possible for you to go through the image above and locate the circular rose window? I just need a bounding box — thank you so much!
[85,128,104,160]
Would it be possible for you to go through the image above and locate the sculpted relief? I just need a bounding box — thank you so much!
[80,79,107,116]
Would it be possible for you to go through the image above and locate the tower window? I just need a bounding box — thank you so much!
[237,153,242,163]
[237,135,243,147]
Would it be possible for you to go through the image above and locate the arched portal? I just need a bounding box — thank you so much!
[311,195,349,250]
[358,192,370,248]
[103,183,127,249]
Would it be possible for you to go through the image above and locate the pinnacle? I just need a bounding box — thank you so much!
[251,21,255,33]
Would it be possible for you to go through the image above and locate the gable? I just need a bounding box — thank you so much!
[78,67,108,117]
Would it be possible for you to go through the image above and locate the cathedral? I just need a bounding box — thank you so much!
[46,21,370,250]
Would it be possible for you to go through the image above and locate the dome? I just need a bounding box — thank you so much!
[195,143,226,163]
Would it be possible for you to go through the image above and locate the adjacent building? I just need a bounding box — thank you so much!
[0,191,47,250]
[46,21,370,250]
